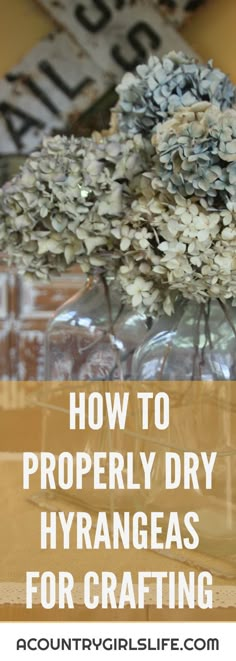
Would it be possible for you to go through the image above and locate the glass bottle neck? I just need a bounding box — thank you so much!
[87,269,115,287]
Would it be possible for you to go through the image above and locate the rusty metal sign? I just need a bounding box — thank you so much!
[35,0,195,77]
[152,0,204,26]
[0,1,197,154]
[0,31,110,155]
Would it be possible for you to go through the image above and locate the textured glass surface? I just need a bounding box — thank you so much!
[132,299,236,381]
[45,275,148,380]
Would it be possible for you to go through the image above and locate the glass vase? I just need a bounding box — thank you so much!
[131,298,236,573]
[45,273,148,381]
[33,274,148,515]
[131,298,236,381]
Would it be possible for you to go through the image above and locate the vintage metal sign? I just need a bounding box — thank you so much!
[35,0,195,76]
[0,32,110,155]
[153,0,204,26]
[0,1,196,154]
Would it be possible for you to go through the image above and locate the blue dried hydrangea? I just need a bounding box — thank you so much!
[115,51,236,136]
[152,104,236,211]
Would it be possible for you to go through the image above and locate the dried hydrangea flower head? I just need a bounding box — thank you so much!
[115,51,236,137]
[0,133,146,279]
[116,190,236,316]
[152,103,236,211]
[1,51,236,318]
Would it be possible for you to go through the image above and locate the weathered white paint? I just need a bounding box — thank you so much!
[36,0,195,78]
[0,32,110,154]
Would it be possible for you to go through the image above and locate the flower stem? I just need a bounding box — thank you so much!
[101,274,124,380]
[218,299,236,338]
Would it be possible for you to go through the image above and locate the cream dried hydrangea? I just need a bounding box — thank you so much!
[115,52,236,137]
[152,103,236,211]
[114,190,236,315]
[0,133,147,278]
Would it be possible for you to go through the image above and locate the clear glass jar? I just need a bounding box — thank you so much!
[45,273,148,380]
[132,298,236,381]
[131,298,236,566]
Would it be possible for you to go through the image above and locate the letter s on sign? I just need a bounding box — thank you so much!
[111,21,161,71]
[75,0,111,32]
